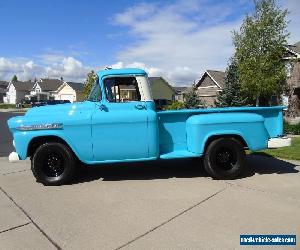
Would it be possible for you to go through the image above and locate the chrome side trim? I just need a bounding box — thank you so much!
[16,123,63,131]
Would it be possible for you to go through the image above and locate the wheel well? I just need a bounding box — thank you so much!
[27,136,72,158]
[204,134,248,152]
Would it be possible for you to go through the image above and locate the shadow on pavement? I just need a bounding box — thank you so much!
[241,154,299,178]
[70,155,299,185]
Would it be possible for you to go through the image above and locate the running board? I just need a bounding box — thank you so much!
[160,150,200,159]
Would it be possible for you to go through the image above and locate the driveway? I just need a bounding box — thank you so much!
[0,111,24,157]
[0,155,299,249]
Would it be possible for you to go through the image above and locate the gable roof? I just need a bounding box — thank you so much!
[148,77,175,93]
[284,41,300,59]
[11,81,35,91]
[173,86,188,93]
[196,70,225,89]
[67,82,84,92]
[37,78,64,91]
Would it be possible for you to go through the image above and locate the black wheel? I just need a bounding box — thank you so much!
[31,142,76,185]
[203,138,246,180]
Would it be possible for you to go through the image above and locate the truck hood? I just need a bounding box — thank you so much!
[7,101,95,131]
[25,102,84,117]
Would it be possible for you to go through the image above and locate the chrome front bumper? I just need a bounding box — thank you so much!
[268,137,292,148]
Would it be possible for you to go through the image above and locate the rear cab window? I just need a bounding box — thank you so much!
[104,77,141,102]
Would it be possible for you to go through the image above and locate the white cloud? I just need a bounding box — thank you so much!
[113,0,244,85]
[0,56,90,82]
[281,0,300,43]
[113,0,300,85]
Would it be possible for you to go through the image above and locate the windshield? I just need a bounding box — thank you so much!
[87,79,101,102]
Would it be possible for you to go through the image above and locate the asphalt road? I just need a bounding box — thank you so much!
[0,111,24,157]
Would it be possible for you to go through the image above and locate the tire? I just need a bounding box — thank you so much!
[31,142,76,185]
[203,138,246,180]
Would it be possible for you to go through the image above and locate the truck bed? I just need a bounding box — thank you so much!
[157,106,284,157]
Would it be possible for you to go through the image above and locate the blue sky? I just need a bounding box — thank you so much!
[0,0,299,85]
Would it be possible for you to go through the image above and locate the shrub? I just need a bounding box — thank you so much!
[284,121,300,135]
[0,104,16,109]
[164,101,186,110]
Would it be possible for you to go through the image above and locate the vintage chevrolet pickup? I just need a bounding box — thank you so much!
[7,68,290,185]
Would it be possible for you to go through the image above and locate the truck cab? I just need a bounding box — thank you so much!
[7,68,290,185]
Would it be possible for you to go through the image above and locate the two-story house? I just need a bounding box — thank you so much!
[0,80,8,103]
[195,70,225,107]
[5,81,35,104]
[284,41,300,117]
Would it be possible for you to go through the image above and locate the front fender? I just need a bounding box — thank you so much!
[186,112,269,154]
[13,129,92,161]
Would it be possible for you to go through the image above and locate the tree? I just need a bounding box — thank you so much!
[184,86,206,109]
[233,0,289,106]
[11,75,18,82]
[215,57,248,107]
[83,70,96,99]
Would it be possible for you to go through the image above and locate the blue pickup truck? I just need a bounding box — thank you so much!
[7,68,290,185]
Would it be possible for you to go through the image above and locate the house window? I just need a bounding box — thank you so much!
[282,95,289,107]
[285,63,293,77]
[104,77,141,102]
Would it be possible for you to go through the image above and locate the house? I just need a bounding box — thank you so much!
[29,78,84,103]
[108,76,175,102]
[284,41,300,117]
[173,86,189,102]
[195,70,225,107]
[29,78,63,102]
[148,77,175,101]
[5,81,35,104]
[0,80,8,103]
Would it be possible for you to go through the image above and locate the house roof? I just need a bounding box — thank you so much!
[173,86,188,93]
[12,81,35,91]
[0,80,8,89]
[67,82,84,92]
[148,77,175,93]
[285,41,300,58]
[38,79,64,91]
[196,70,225,89]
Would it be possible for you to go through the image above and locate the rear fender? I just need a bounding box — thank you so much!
[186,112,269,154]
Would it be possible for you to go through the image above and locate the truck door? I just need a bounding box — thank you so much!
[91,76,149,162]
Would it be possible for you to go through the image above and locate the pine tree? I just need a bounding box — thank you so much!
[83,70,96,99]
[233,0,289,106]
[215,58,248,107]
[184,86,206,109]
[11,75,18,82]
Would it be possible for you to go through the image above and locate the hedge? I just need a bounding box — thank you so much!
[284,121,300,135]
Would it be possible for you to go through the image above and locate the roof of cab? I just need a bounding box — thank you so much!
[97,68,146,78]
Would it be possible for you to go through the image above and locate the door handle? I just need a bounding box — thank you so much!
[99,104,107,111]
[135,104,146,110]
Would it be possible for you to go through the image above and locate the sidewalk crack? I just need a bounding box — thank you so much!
[2,169,30,176]
[0,222,31,234]
[0,186,61,250]
[115,187,227,250]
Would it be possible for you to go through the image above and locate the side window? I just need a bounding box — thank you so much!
[87,77,101,102]
[104,77,141,102]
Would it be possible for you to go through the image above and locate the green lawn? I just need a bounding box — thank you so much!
[250,137,300,161]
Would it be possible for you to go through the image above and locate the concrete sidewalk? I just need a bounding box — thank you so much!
[0,155,299,250]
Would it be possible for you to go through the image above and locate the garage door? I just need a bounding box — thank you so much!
[60,94,74,102]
